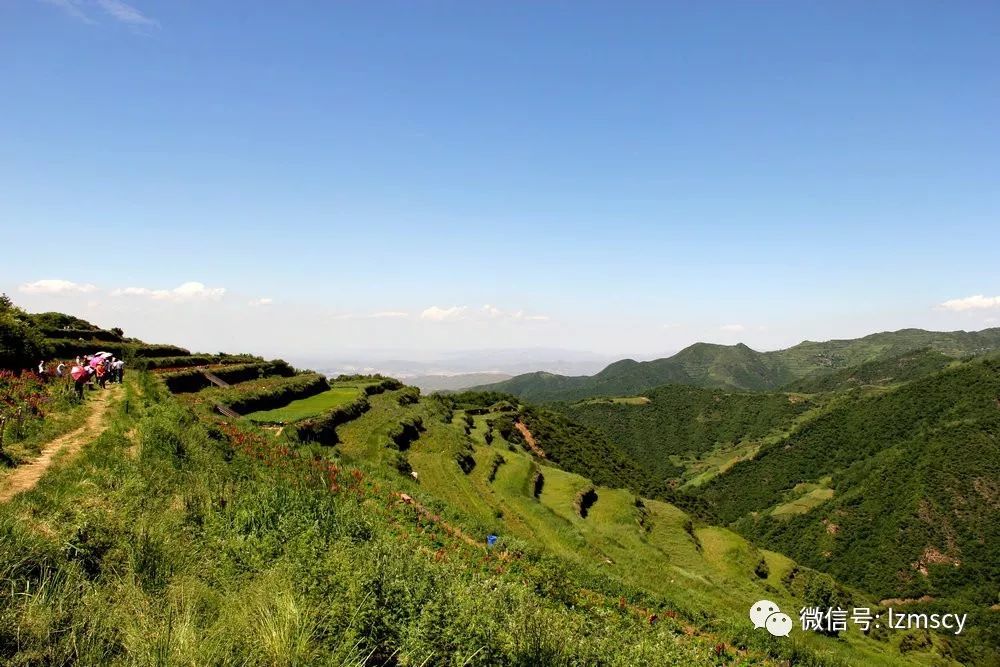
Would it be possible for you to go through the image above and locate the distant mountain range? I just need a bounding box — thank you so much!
[407,372,513,393]
[288,348,625,383]
[471,328,1000,401]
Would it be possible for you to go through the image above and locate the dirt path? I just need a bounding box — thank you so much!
[0,387,116,502]
[514,421,546,459]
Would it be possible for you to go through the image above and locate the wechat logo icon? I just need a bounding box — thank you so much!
[751,600,792,637]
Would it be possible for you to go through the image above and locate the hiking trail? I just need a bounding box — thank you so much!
[0,387,116,502]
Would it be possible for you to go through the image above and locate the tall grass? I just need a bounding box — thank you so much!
[0,375,738,666]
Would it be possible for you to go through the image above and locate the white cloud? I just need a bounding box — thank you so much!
[720,324,746,332]
[39,0,157,26]
[19,279,98,295]
[420,304,548,323]
[95,0,157,26]
[111,281,226,302]
[481,304,549,321]
[38,0,95,23]
[938,295,1000,312]
[249,297,274,307]
[420,306,468,322]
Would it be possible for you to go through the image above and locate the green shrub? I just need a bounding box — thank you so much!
[161,361,294,393]
[291,396,371,445]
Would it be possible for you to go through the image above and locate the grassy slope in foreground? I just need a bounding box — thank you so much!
[0,369,965,665]
[1,374,728,666]
[471,328,1000,401]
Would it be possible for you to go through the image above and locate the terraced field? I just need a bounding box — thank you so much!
[149,366,970,666]
[327,398,924,666]
[245,382,368,423]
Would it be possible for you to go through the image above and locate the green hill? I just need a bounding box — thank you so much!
[1,295,191,367]
[2,304,994,664]
[784,347,956,393]
[690,357,1000,664]
[473,328,1000,401]
[558,385,814,486]
[1,313,959,665]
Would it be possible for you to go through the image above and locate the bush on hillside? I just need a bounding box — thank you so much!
[364,377,404,395]
[454,442,476,474]
[38,327,123,342]
[385,417,425,452]
[574,487,598,519]
[487,454,505,482]
[291,396,371,445]
[221,373,329,414]
[0,313,52,371]
[162,361,294,393]
[142,354,260,371]
[396,386,420,405]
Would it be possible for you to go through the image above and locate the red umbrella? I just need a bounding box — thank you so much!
[71,366,87,381]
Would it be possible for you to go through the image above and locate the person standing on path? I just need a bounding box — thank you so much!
[73,367,88,400]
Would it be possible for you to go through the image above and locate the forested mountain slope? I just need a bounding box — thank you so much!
[473,328,1000,401]
[693,357,1000,661]
[559,385,812,484]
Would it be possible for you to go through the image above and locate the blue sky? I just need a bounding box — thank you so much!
[2,1,998,358]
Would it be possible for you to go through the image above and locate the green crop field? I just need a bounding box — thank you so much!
[244,383,366,423]
[769,479,835,517]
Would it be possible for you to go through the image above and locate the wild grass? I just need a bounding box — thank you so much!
[0,375,734,665]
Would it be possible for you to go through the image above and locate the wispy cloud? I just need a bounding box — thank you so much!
[38,0,95,24]
[938,294,1000,312]
[248,297,274,307]
[720,323,746,332]
[111,281,225,302]
[419,304,549,323]
[38,0,158,27]
[19,279,98,295]
[95,0,157,26]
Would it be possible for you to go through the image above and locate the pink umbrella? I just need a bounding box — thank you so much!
[71,366,87,381]
[89,357,101,368]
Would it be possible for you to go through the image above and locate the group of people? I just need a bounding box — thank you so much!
[38,354,125,399]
